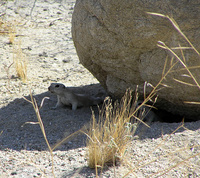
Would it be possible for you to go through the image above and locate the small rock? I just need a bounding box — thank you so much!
[62,59,70,63]
[11,171,17,175]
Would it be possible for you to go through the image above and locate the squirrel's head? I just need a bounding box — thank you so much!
[48,83,65,94]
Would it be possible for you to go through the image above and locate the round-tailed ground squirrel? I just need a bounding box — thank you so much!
[48,83,104,110]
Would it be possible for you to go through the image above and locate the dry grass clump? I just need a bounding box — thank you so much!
[13,41,28,83]
[86,89,144,172]
[0,18,16,44]
[0,18,27,83]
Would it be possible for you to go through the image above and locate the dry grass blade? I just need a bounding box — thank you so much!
[184,101,200,105]
[0,19,16,43]
[0,130,3,136]
[173,78,196,87]
[24,90,55,178]
[147,12,200,56]
[171,47,193,50]
[170,66,200,73]
[133,57,177,117]
[21,121,39,128]
[162,56,168,78]
[39,97,50,109]
[158,41,200,89]
[147,12,200,90]
[51,129,82,151]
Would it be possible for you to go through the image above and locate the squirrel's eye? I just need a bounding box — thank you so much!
[55,84,59,88]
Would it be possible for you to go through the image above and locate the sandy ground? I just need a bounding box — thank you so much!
[0,0,200,177]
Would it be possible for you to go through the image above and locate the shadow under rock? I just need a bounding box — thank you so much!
[134,102,200,140]
[135,119,200,140]
[0,83,106,151]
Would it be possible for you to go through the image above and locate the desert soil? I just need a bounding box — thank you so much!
[0,0,200,177]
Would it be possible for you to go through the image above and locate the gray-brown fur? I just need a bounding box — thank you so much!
[48,83,103,110]
[136,100,159,122]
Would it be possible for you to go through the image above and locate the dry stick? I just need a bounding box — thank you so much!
[143,81,147,100]
[91,111,103,177]
[94,130,99,178]
[22,95,32,104]
[21,121,39,127]
[171,47,193,50]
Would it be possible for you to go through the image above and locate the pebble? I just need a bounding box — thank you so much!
[0,0,200,177]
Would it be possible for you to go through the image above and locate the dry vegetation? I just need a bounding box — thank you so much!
[78,13,200,177]
[23,92,56,177]
[0,18,16,44]
[86,90,139,171]
[1,5,200,177]
[0,18,27,83]
[13,40,28,83]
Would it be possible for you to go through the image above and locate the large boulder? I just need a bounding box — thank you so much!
[72,0,200,120]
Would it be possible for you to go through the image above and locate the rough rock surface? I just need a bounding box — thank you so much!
[72,0,200,120]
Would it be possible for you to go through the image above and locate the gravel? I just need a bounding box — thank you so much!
[0,0,200,177]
